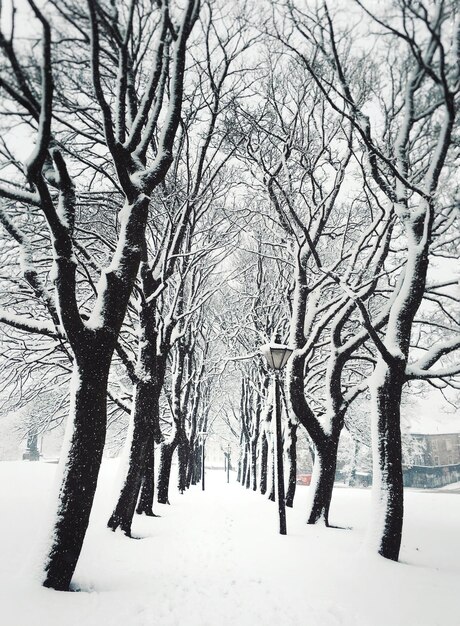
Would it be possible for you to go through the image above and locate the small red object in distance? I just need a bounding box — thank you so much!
[296,474,312,486]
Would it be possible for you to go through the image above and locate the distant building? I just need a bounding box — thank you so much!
[411,432,460,467]
[403,431,460,488]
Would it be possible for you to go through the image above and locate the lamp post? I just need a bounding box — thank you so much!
[260,343,293,536]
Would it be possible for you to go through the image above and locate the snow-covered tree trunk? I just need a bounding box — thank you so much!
[286,257,341,523]
[306,437,341,524]
[177,434,190,494]
[157,341,187,504]
[259,430,269,495]
[368,359,405,560]
[43,351,110,590]
[241,443,249,488]
[250,439,258,491]
[249,384,263,492]
[367,201,431,559]
[157,439,179,504]
[136,434,156,515]
[236,431,243,483]
[285,419,298,508]
[108,291,167,532]
[186,441,199,487]
[108,376,163,534]
[193,444,202,484]
[288,349,342,526]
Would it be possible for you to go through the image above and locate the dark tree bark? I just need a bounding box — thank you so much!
[250,440,258,491]
[44,349,111,590]
[245,443,252,489]
[108,379,163,535]
[183,372,202,490]
[136,433,157,515]
[306,438,340,524]
[249,389,264,491]
[236,429,243,483]
[259,431,269,495]
[194,444,202,484]
[178,434,190,493]
[285,420,298,508]
[186,442,199,487]
[157,439,179,504]
[241,444,248,487]
[370,361,405,560]
[288,349,345,525]
[156,335,190,503]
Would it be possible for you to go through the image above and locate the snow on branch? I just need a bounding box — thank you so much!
[406,337,460,380]
[0,185,40,206]
[86,0,117,158]
[106,388,131,415]
[141,0,201,192]
[353,297,398,366]
[0,309,61,339]
[25,0,53,181]
[0,206,61,328]
[322,269,397,365]
[126,6,169,152]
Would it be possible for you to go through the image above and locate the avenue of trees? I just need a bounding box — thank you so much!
[0,0,458,590]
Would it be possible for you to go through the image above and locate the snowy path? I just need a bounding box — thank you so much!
[0,460,459,626]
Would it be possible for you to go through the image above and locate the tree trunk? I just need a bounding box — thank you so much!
[177,433,189,493]
[288,351,344,524]
[136,433,156,515]
[259,431,268,495]
[157,440,178,504]
[245,443,251,489]
[250,439,258,491]
[244,446,252,489]
[43,357,109,590]
[185,447,193,488]
[236,429,244,483]
[306,437,340,525]
[366,201,431,560]
[108,380,161,534]
[194,444,202,484]
[186,442,198,487]
[285,421,298,508]
[348,440,359,487]
[241,443,248,487]
[368,359,405,561]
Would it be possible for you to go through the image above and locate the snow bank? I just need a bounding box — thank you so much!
[0,460,459,626]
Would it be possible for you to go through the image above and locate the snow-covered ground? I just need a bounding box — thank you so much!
[0,460,459,626]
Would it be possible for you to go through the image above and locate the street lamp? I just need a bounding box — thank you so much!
[260,343,293,535]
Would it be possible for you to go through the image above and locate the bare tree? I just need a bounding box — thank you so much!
[282,0,459,558]
[0,0,199,589]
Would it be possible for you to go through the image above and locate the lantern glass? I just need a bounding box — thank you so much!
[260,343,294,371]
